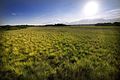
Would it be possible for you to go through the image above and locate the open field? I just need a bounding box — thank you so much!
[0,26,120,80]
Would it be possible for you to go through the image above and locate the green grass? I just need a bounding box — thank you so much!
[0,26,120,80]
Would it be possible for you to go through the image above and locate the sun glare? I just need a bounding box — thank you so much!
[83,1,99,16]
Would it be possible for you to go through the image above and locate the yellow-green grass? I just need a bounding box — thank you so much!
[0,26,120,80]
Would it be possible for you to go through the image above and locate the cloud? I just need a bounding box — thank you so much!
[11,13,16,16]
[76,8,120,21]
[68,8,120,24]
[97,8,120,19]
[4,8,120,25]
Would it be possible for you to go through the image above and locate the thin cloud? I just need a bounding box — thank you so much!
[11,13,16,16]
[98,8,120,19]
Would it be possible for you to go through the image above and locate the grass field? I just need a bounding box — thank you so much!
[0,26,120,80]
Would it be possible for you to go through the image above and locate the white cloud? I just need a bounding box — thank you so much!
[96,8,120,19]
[6,8,120,25]
[11,13,16,16]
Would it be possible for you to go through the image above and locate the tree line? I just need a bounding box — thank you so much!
[95,22,120,26]
[0,22,120,30]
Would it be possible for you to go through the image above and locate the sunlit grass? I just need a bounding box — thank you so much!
[0,26,120,80]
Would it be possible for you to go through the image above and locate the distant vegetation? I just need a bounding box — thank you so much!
[45,23,67,26]
[0,25,28,30]
[0,22,120,30]
[95,22,120,26]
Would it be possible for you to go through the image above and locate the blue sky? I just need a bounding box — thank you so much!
[1,0,120,25]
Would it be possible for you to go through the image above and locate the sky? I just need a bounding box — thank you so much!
[0,0,120,25]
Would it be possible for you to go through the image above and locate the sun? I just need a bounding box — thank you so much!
[83,1,99,16]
